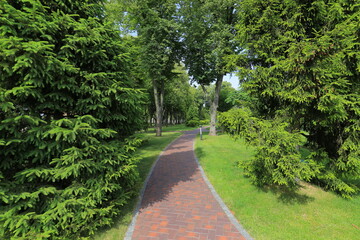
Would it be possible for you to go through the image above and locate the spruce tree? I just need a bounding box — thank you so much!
[222,0,360,197]
[0,0,145,238]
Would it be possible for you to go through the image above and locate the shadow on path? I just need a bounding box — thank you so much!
[140,132,199,209]
[129,129,251,240]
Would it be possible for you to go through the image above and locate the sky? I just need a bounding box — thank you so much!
[223,73,239,89]
[190,73,240,89]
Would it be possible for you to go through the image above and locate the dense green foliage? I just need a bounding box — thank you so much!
[147,64,195,126]
[179,0,239,135]
[220,109,316,189]
[221,0,360,197]
[126,0,181,136]
[163,65,194,125]
[1,0,359,238]
[224,87,254,109]
[179,0,238,83]
[185,103,200,127]
[0,0,145,238]
[183,81,236,127]
[216,81,236,112]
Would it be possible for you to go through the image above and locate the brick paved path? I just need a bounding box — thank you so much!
[127,130,251,240]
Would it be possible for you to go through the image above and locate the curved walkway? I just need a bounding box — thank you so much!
[125,129,252,240]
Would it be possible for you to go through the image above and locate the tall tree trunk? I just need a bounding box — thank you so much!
[153,79,164,137]
[209,75,223,136]
[163,110,167,126]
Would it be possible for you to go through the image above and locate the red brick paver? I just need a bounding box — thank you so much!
[131,130,247,240]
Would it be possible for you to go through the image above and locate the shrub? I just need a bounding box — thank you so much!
[186,119,200,127]
[199,119,210,126]
[219,109,318,190]
[219,108,359,197]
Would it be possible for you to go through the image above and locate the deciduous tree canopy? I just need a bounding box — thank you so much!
[179,0,239,135]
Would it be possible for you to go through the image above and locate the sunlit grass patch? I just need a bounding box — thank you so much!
[147,123,199,132]
[195,132,360,240]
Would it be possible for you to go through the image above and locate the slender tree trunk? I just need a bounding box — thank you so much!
[153,79,164,137]
[163,110,167,126]
[209,75,223,136]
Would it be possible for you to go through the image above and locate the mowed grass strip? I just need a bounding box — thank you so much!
[195,133,360,240]
[94,132,182,240]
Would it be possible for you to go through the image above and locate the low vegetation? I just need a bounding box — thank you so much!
[147,123,200,132]
[195,133,360,240]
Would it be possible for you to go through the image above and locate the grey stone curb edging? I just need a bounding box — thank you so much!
[124,136,180,240]
[192,140,253,240]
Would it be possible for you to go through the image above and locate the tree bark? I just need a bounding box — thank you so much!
[163,110,167,126]
[209,75,223,136]
[153,79,164,137]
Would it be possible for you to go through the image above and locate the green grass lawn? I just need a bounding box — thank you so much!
[147,123,199,132]
[195,133,360,240]
[93,132,182,240]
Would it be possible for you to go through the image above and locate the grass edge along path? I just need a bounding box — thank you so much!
[194,132,360,240]
[93,132,182,240]
[146,123,198,132]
